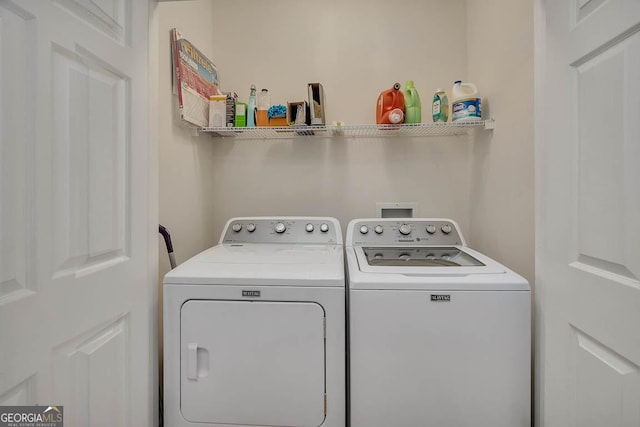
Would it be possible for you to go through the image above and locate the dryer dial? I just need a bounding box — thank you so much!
[441,224,453,234]
[232,223,242,232]
[374,225,384,234]
[246,223,256,232]
[320,223,330,233]
[426,224,437,234]
[305,223,314,232]
[275,222,286,233]
[359,225,369,235]
[399,224,412,235]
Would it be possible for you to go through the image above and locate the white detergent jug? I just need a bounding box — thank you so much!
[451,80,481,122]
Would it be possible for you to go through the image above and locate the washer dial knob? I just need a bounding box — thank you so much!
[246,223,256,233]
[320,223,329,233]
[399,224,412,235]
[275,222,286,234]
[441,224,453,234]
[359,225,369,235]
[374,225,384,234]
[426,224,437,234]
[232,223,242,232]
[305,223,314,232]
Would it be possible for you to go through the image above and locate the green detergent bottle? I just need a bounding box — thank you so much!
[403,80,421,124]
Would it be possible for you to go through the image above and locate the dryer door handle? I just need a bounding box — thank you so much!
[187,343,198,380]
[187,343,210,380]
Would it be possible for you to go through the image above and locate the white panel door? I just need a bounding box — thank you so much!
[0,1,156,425]
[538,0,640,426]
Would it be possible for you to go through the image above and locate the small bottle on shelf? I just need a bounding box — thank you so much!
[247,84,257,127]
[256,88,270,127]
[432,89,449,123]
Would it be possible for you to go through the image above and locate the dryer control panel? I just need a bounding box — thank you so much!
[221,217,341,245]
[347,218,465,246]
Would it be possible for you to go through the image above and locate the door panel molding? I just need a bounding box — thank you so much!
[0,2,36,299]
[0,376,35,405]
[572,327,640,426]
[52,0,130,45]
[571,256,639,284]
[575,0,608,22]
[570,0,640,62]
[51,44,130,278]
[570,28,640,284]
[53,315,129,426]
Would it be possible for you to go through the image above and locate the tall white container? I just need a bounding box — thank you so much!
[451,80,481,122]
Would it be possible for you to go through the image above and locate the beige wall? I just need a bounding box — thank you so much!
[466,0,535,284]
[204,0,474,243]
[157,0,534,285]
[158,0,220,276]
[211,0,467,125]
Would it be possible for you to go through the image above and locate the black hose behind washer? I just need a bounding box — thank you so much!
[159,224,177,269]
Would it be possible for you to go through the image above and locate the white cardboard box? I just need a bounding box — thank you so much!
[209,94,227,127]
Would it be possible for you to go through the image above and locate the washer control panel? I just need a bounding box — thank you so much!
[222,217,340,244]
[349,219,464,246]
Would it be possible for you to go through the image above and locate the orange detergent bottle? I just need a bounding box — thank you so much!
[376,83,405,124]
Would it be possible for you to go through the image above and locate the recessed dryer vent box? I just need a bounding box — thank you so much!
[376,202,417,218]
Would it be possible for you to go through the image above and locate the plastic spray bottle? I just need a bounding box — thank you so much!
[247,84,257,127]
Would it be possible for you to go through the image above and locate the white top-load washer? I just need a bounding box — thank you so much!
[164,217,346,427]
[346,218,530,427]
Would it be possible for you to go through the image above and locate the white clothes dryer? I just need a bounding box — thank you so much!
[346,218,530,427]
[164,217,346,427]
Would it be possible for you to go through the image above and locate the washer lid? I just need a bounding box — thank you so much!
[354,246,507,275]
[347,247,530,291]
[362,246,484,267]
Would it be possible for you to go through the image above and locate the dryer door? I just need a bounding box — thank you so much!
[180,300,326,427]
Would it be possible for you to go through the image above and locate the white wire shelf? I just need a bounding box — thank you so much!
[200,119,494,139]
